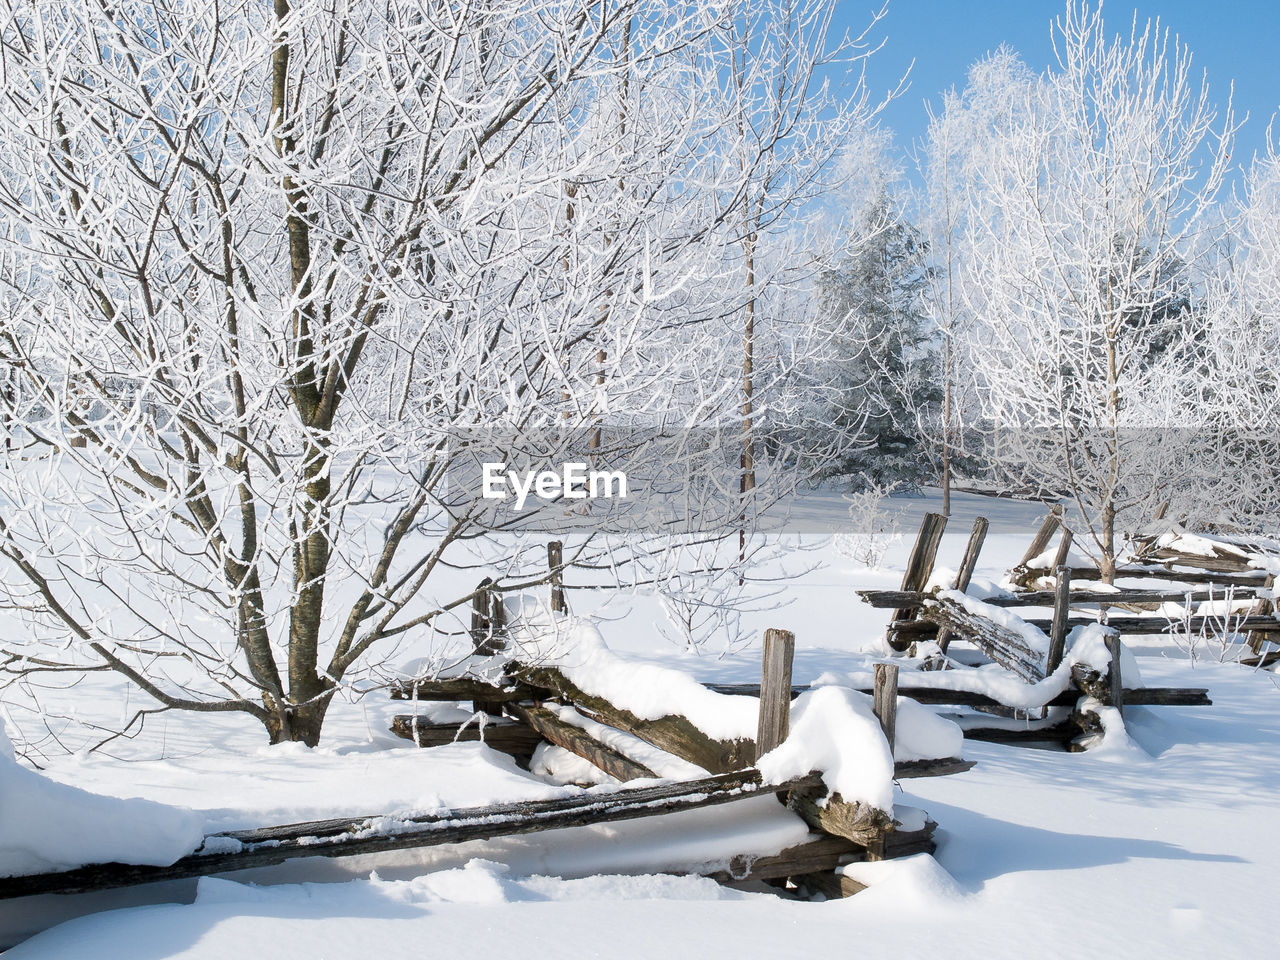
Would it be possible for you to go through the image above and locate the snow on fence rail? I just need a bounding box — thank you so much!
[857,511,1222,750]
[383,567,979,898]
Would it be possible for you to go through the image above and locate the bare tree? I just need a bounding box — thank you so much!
[952,2,1235,580]
[0,0,885,746]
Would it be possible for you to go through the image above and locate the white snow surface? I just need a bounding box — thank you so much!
[0,721,202,878]
[3,489,1278,958]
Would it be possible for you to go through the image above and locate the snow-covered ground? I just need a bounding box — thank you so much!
[3,489,1279,958]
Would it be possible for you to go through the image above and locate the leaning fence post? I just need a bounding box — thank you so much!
[938,517,989,654]
[547,540,567,614]
[887,512,948,651]
[471,578,505,656]
[1046,565,1072,674]
[756,628,795,761]
[1012,504,1063,587]
[873,662,899,757]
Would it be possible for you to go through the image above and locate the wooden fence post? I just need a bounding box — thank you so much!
[873,663,899,757]
[887,512,948,651]
[1046,566,1072,674]
[938,517,989,654]
[1011,504,1063,586]
[547,540,567,614]
[1051,528,1074,573]
[756,628,795,761]
[1104,632,1124,717]
[470,578,506,716]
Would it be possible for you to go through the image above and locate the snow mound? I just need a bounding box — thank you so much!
[839,852,966,909]
[756,686,895,811]
[507,606,758,742]
[0,721,203,878]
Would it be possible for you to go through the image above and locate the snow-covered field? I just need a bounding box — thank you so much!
[3,490,1279,958]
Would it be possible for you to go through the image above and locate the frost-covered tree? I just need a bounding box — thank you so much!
[0,0,884,746]
[953,2,1234,579]
[819,193,940,491]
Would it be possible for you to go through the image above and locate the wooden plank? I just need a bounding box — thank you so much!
[784,787,894,847]
[954,518,990,591]
[1051,528,1074,572]
[887,512,948,651]
[700,683,1210,708]
[894,614,1280,636]
[517,663,755,774]
[915,597,1046,682]
[1105,632,1124,717]
[471,577,500,654]
[389,677,535,702]
[859,586,1268,609]
[548,540,567,615]
[1010,506,1063,585]
[892,757,975,778]
[505,702,656,782]
[389,717,542,760]
[756,628,795,759]
[1063,566,1269,586]
[939,518,988,653]
[1019,507,1063,567]
[873,663,898,756]
[957,722,1076,743]
[706,834,864,887]
[796,870,869,900]
[1246,574,1276,655]
[0,769,825,900]
[1046,566,1072,674]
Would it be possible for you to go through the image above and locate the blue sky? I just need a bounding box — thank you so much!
[836,0,1279,171]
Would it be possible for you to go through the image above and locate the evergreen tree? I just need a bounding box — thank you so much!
[819,196,942,490]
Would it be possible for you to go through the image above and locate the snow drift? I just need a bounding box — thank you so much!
[0,721,202,877]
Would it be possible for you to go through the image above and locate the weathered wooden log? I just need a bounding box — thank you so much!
[1010,506,1063,586]
[957,722,1076,744]
[1046,566,1072,674]
[1241,648,1280,668]
[1051,527,1075,573]
[859,585,1268,609]
[1130,534,1263,573]
[547,540,567,615]
[504,702,656,782]
[700,682,1209,708]
[887,512,948,651]
[389,716,542,761]
[1061,565,1270,586]
[916,596,1046,682]
[892,757,976,778]
[471,577,502,655]
[517,663,755,774]
[1246,574,1276,655]
[937,518,989,654]
[894,613,1280,637]
[0,769,825,900]
[756,628,795,760]
[784,787,894,847]
[705,833,864,888]
[389,677,536,702]
[873,663,898,756]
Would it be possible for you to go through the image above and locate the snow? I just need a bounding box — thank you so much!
[507,608,761,742]
[756,685,895,809]
[0,721,202,878]
[2,489,1278,958]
